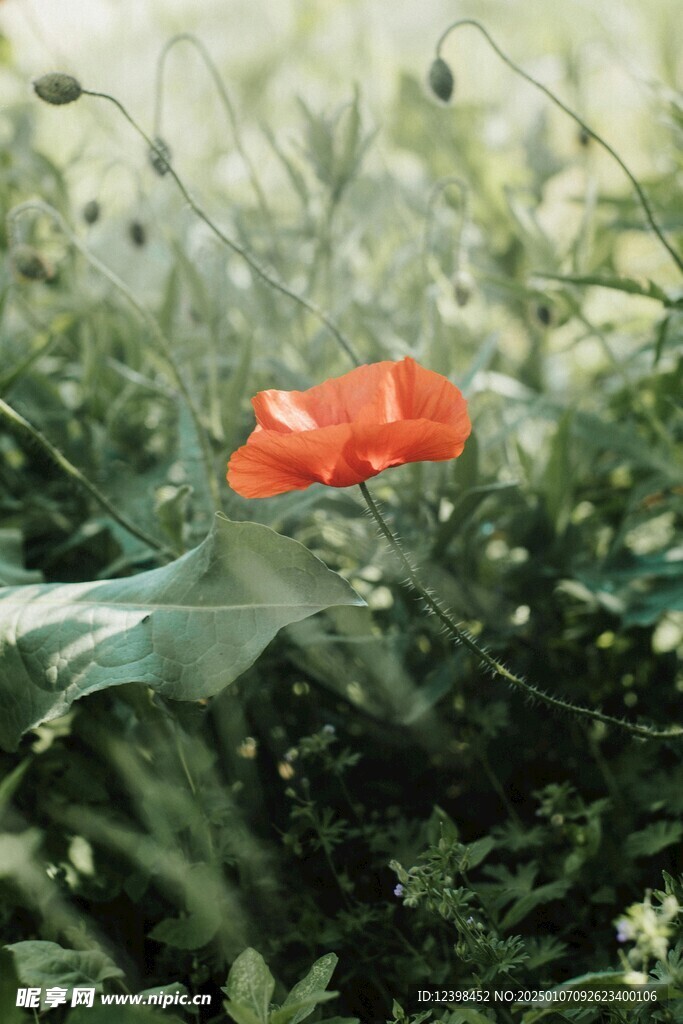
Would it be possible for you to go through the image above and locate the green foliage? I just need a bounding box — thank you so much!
[0,516,361,750]
[223,949,339,1024]
[0,3,682,1023]
[7,940,124,991]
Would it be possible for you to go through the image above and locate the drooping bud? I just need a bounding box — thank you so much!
[149,136,172,177]
[428,57,455,103]
[10,244,54,282]
[82,199,101,225]
[452,268,475,308]
[129,221,146,247]
[33,73,82,106]
[536,303,552,326]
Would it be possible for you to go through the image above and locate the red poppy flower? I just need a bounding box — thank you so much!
[227,357,471,498]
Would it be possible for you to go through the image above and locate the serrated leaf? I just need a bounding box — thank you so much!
[625,820,683,858]
[6,941,124,991]
[224,949,275,1024]
[0,515,363,750]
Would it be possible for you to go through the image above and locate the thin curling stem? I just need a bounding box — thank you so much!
[153,33,275,239]
[0,397,177,560]
[435,19,683,277]
[82,88,361,368]
[359,481,683,743]
[8,201,221,512]
[422,175,471,280]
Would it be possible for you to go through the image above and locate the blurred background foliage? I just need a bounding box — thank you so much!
[0,0,682,1021]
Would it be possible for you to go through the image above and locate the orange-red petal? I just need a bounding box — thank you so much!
[252,361,395,432]
[227,423,368,498]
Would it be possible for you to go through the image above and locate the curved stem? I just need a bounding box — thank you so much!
[81,88,361,368]
[359,481,682,743]
[0,397,177,559]
[435,19,683,276]
[8,200,221,512]
[153,33,277,242]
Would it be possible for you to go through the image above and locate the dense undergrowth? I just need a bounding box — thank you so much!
[0,5,682,1023]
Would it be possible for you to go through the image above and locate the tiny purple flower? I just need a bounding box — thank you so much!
[615,918,633,943]
[394,884,405,897]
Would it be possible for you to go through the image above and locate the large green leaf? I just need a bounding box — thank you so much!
[0,515,362,750]
[224,948,275,1024]
[0,948,23,1024]
[6,940,124,991]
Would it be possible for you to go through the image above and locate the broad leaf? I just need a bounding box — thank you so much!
[0,948,23,1024]
[6,941,124,991]
[0,515,362,750]
[278,953,338,1024]
[224,948,275,1024]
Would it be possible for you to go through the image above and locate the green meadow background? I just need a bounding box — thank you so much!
[0,1,682,1021]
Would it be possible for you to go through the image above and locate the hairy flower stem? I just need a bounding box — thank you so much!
[7,201,221,513]
[359,481,683,743]
[435,19,683,277]
[0,397,177,560]
[81,89,361,368]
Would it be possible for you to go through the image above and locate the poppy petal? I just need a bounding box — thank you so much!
[252,361,395,432]
[347,417,469,475]
[228,423,373,498]
[357,357,470,429]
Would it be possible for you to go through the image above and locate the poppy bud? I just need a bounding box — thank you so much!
[149,136,172,177]
[536,303,552,326]
[83,199,100,225]
[452,268,475,308]
[33,72,82,106]
[428,57,455,103]
[10,244,53,282]
[129,221,146,247]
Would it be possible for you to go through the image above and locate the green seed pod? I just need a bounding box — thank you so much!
[83,199,101,225]
[428,57,455,103]
[149,136,172,177]
[33,72,82,106]
[10,244,53,282]
[452,268,475,308]
[129,221,146,247]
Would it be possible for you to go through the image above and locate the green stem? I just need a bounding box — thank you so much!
[153,33,279,250]
[0,396,177,559]
[435,19,683,276]
[358,481,683,742]
[7,200,221,512]
[81,88,361,367]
